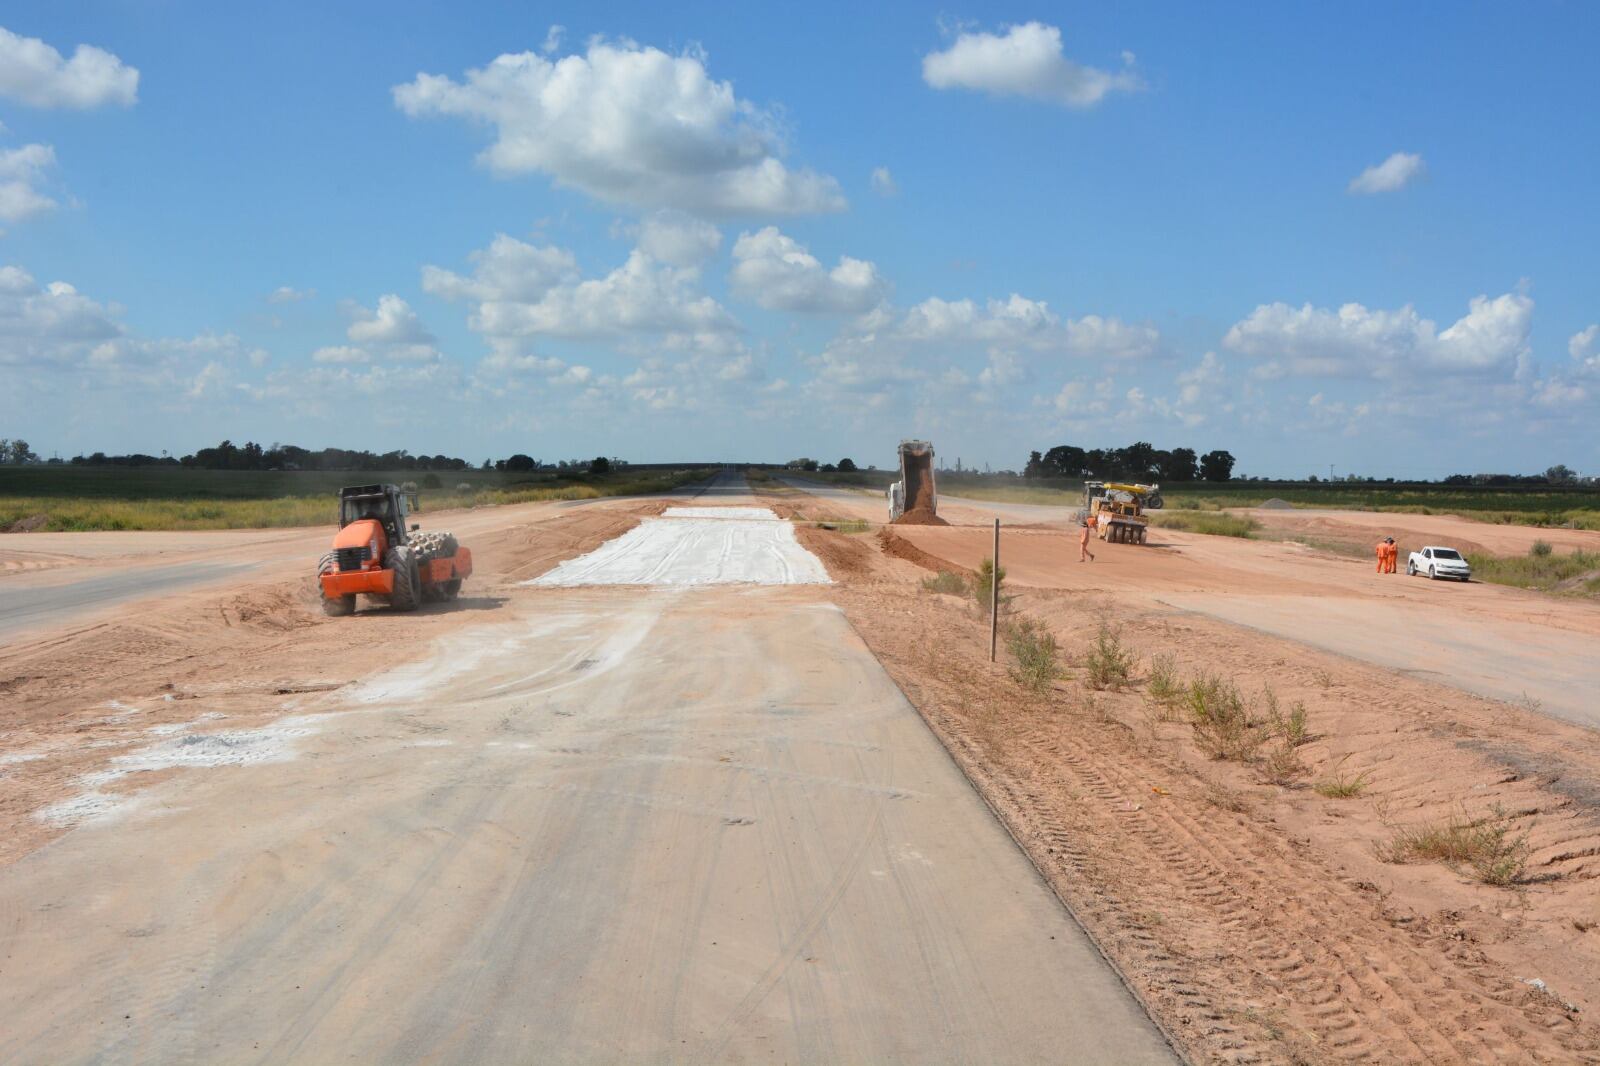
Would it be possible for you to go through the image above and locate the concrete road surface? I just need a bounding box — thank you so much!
[0,500,1174,1062]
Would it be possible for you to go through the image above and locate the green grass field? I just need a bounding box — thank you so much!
[787,471,1600,531]
[0,466,717,531]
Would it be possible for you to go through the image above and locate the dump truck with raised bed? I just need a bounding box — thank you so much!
[1084,481,1160,544]
[317,484,473,616]
[888,440,937,522]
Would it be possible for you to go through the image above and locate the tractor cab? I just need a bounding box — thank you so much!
[337,484,418,546]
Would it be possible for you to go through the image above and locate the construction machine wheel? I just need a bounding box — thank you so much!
[386,545,421,611]
[440,578,462,601]
[410,531,462,602]
[1146,493,1164,510]
[317,552,356,616]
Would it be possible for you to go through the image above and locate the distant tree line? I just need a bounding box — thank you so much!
[0,438,41,465]
[786,457,857,473]
[1024,442,1236,483]
[173,441,474,472]
[1442,465,1586,487]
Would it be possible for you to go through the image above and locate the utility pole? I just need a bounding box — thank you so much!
[989,519,1000,662]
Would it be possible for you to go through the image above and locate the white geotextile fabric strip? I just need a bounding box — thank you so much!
[660,507,778,521]
[529,509,830,587]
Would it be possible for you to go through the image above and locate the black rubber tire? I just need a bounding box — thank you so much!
[386,545,421,611]
[441,578,462,601]
[1146,494,1164,510]
[1428,566,1436,580]
[317,553,355,616]
[1406,561,1416,576]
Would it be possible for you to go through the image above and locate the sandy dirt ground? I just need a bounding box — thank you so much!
[751,478,1600,1063]
[8,470,1600,1064]
[0,474,1174,1064]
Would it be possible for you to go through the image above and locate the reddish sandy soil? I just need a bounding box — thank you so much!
[759,478,1600,1064]
[7,478,1600,1063]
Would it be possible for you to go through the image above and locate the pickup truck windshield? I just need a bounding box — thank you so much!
[1432,549,1463,560]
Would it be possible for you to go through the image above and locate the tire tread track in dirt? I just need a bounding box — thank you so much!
[832,583,1600,1065]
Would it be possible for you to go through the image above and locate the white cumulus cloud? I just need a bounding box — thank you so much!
[870,166,898,196]
[267,285,315,304]
[0,142,57,223]
[0,25,139,108]
[393,38,845,216]
[922,22,1140,108]
[1223,291,1532,376]
[337,294,441,363]
[634,211,722,266]
[898,295,1159,359]
[425,231,744,382]
[0,264,122,364]
[730,227,887,313]
[1347,151,1425,195]
[1569,324,1598,364]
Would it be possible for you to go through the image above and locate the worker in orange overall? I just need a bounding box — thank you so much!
[1384,537,1399,573]
[1080,513,1097,563]
[1375,539,1388,573]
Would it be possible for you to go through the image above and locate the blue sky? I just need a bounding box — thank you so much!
[1,2,1596,477]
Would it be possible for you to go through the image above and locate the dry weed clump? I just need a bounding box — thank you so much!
[1377,806,1530,885]
[1265,691,1312,748]
[920,571,968,596]
[1145,653,1183,716]
[1085,624,1134,690]
[1006,617,1064,693]
[973,558,1006,615]
[1200,779,1249,813]
[1185,678,1312,784]
[1314,756,1372,798]
[1184,674,1262,761]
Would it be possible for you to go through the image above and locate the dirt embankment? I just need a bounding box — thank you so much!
[827,554,1600,1063]
[0,505,649,866]
[746,462,1600,1064]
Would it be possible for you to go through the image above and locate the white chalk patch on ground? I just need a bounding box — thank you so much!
[147,711,226,736]
[36,791,143,827]
[39,721,324,828]
[530,508,829,587]
[0,751,48,767]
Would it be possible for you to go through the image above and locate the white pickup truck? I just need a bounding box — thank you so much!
[1407,545,1472,581]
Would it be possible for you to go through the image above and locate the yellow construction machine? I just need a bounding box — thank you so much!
[1084,481,1162,544]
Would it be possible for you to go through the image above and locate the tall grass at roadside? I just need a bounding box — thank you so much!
[1146,512,1259,538]
[1084,624,1134,690]
[974,558,1006,615]
[920,571,969,596]
[1466,548,1600,595]
[1145,653,1184,709]
[0,468,715,532]
[1006,616,1064,692]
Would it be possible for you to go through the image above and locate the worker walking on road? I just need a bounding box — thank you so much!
[1375,539,1388,574]
[1384,537,1398,574]
[1080,514,1096,563]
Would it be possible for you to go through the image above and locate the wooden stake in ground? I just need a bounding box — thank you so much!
[990,518,999,662]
